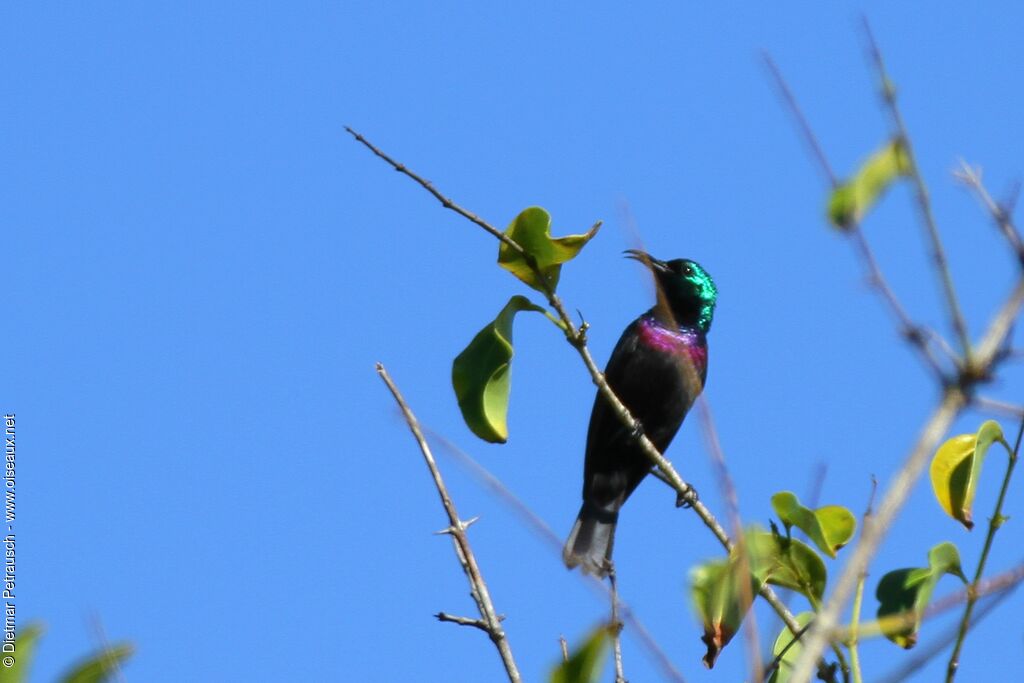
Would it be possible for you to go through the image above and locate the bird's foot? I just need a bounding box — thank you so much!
[676,486,698,508]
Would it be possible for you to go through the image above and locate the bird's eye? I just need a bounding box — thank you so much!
[681,264,694,276]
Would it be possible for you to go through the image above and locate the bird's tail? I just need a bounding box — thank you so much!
[562,502,619,578]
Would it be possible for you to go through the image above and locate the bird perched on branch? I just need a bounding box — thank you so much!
[563,250,717,577]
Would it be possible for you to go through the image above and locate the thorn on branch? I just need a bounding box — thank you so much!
[576,309,590,335]
[434,516,481,535]
[865,475,878,518]
[569,311,589,348]
[376,363,522,681]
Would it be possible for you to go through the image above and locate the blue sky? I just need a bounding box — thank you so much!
[5,3,1024,681]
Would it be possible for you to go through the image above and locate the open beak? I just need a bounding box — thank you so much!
[623,249,670,275]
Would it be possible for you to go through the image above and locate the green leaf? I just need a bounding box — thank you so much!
[876,541,966,648]
[689,531,782,669]
[927,541,967,582]
[550,626,610,683]
[929,420,1006,529]
[60,643,134,683]
[690,556,763,669]
[827,139,911,229]
[690,529,827,668]
[766,612,814,683]
[498,207,600,292]
[771,491,857,559]
[747,530,827,602]
[451,295,547,443]
[0,622,44,683]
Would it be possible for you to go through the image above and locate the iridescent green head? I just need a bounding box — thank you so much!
[625,250,718,332]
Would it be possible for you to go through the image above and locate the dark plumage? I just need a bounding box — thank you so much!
[563,250,718,577]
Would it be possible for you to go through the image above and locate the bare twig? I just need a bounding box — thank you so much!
[945,416,1023,681]
[762,52,950,382]
[793,281,1024,680]
[862,18,973,359]
[972,279,1024,365]
[348,127,804,639]
[764,29,1024,679]
[807,462,829,510]
[427,427,688,683]
[972,395,1024,418]
[87,612,128,683]
[697,399,768,682]
[790,389,958,679]
[849,228,953,380]
[609,569,626,683]
[762,52,838,186]
[848,478,876,683]
[559,635,569,663]
[791,390,963,681]
[376,363,521,682]
[436,612,497,632]
[954,159,1024,266]
[345,127,521,253]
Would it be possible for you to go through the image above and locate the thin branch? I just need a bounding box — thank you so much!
[559,635,569,663]
[762,52,838,186]
[862,18,973,359]
[348,127,805,639]
[87,612,127,683]
[376,363,521,682]
[790,389,965,681]
[924,328,962,367]
[436,612,496,633]
[344,127,522,254]
[849,228,952,380]
[848,478,875,683]
[697,399,768,682]
[945,416,1023,681]
[767,26,1024,678]
[609,569,626,683]
[974,280,1024,364]
[972,395,1024,418]
[427,427,688,683]
[791,281,1024,679]
[954,159,1024,267]
[762,52,950,382]
[848,573,866,683]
